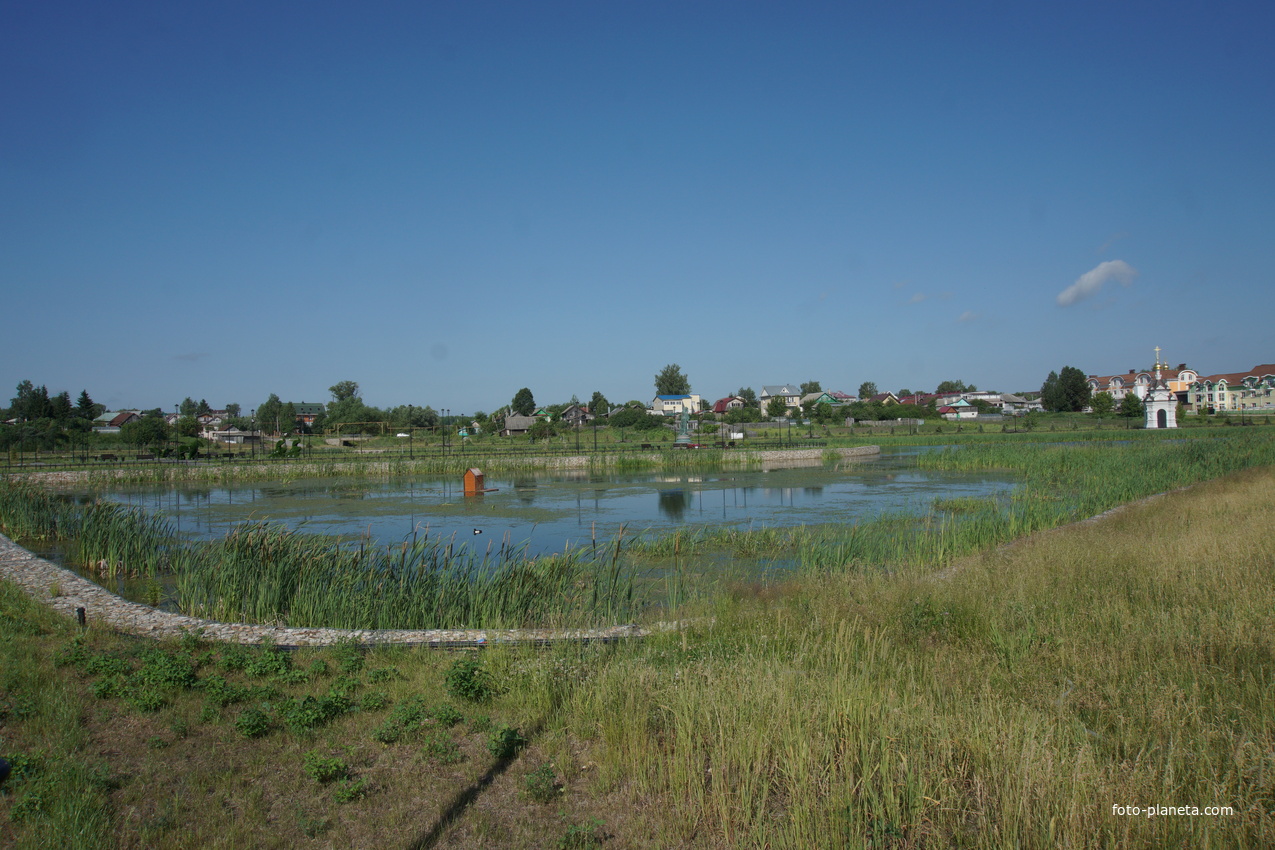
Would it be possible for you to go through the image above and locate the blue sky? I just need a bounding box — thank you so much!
[4,1,1273,415]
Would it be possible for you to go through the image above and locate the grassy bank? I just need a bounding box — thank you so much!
[561,463,1275,847]
[3,459,1272,846]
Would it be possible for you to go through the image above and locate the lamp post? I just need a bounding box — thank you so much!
[250,410,256,460]
[408,405,414,459]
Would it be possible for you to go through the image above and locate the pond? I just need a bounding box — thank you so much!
[90,448,1020,557]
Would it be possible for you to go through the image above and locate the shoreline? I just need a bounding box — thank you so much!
[4,444,881,487]
[0,446,879,647]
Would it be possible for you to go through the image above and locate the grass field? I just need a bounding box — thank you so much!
[2,432,1273,847]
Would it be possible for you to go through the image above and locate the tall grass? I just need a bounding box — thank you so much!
[562,464,1275,846]
[175,523,637,629]
[0,480,183,578]
[0,479,640,630]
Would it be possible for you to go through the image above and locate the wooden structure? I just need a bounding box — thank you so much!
[463,468,485,495]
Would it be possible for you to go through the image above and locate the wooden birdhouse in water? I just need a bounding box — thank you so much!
[463,468,484,495]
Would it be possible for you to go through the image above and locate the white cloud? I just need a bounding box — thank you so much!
[909,293,928,304]
[1056,260,1138,307]
[957,310,979,323]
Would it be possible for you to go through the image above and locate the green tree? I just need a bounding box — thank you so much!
[121,415,170,449]
[800,380,822,395]
[389,405,438,429]
[897,388,913,398]
[325,396,375,433]
[654,364,691,396]
[737,387,758,406]
[511,388,536,417]
[180,397,198,417]
[175,416,201,438]
[225,403,241,417]
[609,408,663,431]
[10,381,50,422]
[766,397,790,418]
[280,402,298,434]
[330,381,360,402]
[75,390,100,420]
[589,391,610,416]
[197,399,211,416]
[1040,371,1062,411]
[1058,366,1092,412]
[528,418,557,440]
[1119,392,1145,419]
[1091,391,1115,417]
[256,394,283,435]
[857,382,878,400]
[48,391,73,422]
[936,380,976,394]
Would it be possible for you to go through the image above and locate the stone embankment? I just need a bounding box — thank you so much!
[0,532,651,647]
[0,445,877,647]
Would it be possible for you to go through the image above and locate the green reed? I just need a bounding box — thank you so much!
[0,480,183,579]
[794,431,1275,573]
[0,478,640,629]
[173,523,638,630]
[629,431,1275,577]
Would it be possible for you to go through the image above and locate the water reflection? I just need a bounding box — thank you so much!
[657,489,691,521]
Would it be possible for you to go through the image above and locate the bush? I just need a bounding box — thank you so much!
[430,704,464,728]
[302,750,349,784]
[422,730,463,764]
[245,646,292,678]
[371,719,404,744]
[365,666,399,684]
[135,648,198,689]
[487,725,526,759]
[444,658,496,703]
[522,762,560,803]
[360,691,391,712]
[330,640,364,674]
[235,705,273,738]
[333,776,369,803]
[282,694,351,733]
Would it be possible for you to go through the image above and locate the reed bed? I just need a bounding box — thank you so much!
[636,431,1275,579]
[0,480,184,578]
[0,479,639,629]
[175,523,636,629]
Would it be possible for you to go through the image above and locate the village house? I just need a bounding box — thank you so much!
[759,385,802,411]
[499,414,536,436]
[938,399,978,420]
[712,396,746,415]
[650,394,701,416]
[557,403,594,426]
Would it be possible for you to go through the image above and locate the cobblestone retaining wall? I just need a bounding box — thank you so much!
[0,533,649,648]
